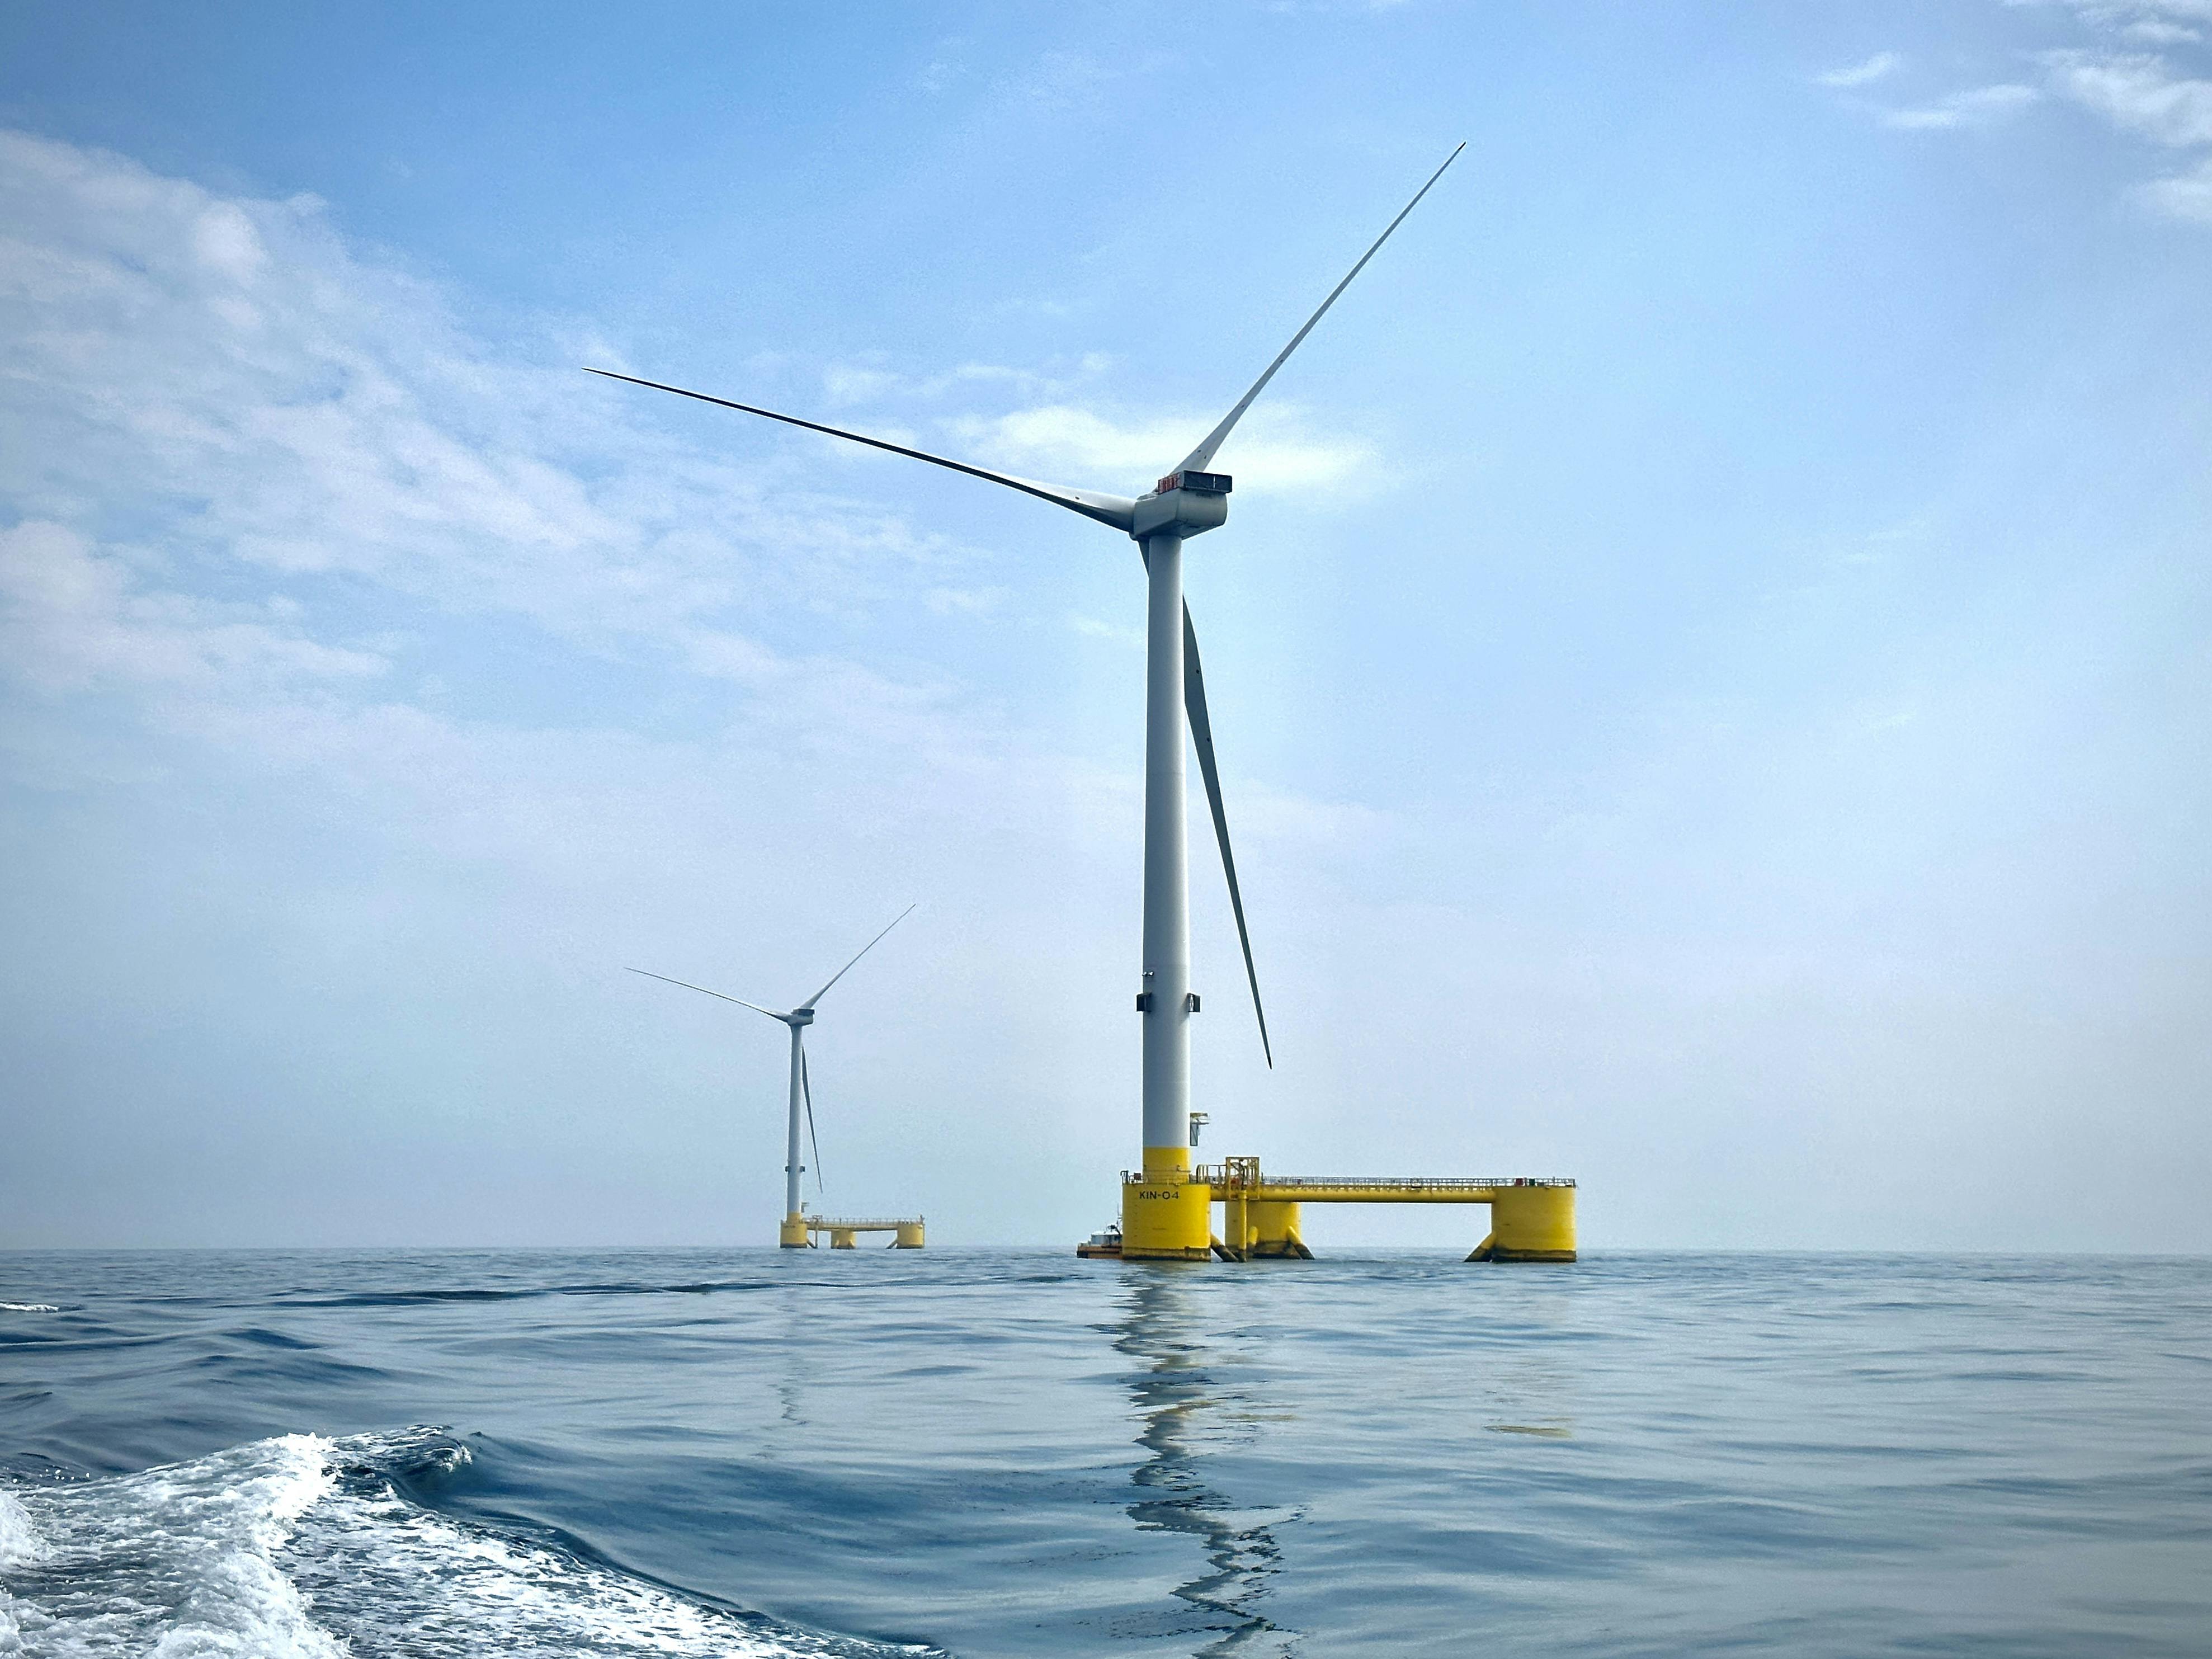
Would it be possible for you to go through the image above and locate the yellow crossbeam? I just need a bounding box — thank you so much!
[802,1217,923,1230]
[1195,1171,1574,1204]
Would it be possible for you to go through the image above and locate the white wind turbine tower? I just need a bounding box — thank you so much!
[595,147,1464,1260]
[630,904,916,1247]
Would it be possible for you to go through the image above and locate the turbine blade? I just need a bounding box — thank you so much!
[800,903,916,1010]
[1175,143,1465,476]
[584,369,1138,532]
[1183,604,1273,1069]
[626,967,788,1022]
[801,1045,824,1196]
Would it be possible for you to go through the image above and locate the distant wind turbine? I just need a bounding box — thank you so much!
[595,146,1463,1259]
[629,904,913,1246]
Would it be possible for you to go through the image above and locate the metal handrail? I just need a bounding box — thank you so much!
[1191,1170,1575,1191]
[803,1216,924,1229]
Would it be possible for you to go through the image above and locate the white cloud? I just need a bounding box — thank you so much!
[2025,37,2212,223]
[2012,0,2212,29]
[2043,50,2212,144]
[950,402,1378,495]
[817,355,1105,412]
[1879,83,2043,130]
[922,583,1008,616]
[1008,50,1119,111]
[1068,611,1142,649]
[822,364,900,407]
[1827,5,2212,211]
[2122,19,2206,43]
[2026,0,2212,26]
[2135,151,2212,216]
[1819,51,1904,89]
[0,126,1014,729]
[0,520,385,695]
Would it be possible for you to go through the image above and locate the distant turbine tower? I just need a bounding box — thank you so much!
[595,146,1464,1260]
[630,904,913,1246]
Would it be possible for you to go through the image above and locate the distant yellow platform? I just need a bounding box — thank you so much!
[785,1215,925,1249]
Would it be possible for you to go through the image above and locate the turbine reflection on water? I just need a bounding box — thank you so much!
[1114,1275,1298,1657]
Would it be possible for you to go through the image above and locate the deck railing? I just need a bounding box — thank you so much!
[803,1217,924,1229]
[1190,1170,1575,1192]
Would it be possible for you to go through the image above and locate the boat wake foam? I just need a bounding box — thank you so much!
[0,1429,937,1657]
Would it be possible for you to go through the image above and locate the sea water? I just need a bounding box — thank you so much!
[1,1250,2206,1656]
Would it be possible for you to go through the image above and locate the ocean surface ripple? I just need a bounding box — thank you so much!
[2,1250,2207,1656]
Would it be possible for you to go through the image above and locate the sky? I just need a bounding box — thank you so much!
[1,0,2206,1251]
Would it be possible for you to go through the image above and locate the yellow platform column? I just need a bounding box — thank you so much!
[830,1228,858,1249]
[1247,1199,1312,1260]
[1478,1184,1577,1262]
[780,1214,810,1248]
[1214,1156,1258,1261]
[894,1221,926,1248]
[1121,1150,1213,1261]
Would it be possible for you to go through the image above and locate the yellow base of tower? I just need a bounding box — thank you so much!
[1119,1148,1213,1260]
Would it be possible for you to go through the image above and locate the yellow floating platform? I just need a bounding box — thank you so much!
[1097,1154,1576,1262]
[788,1215,925,1249]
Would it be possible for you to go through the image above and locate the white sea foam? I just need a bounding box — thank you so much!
[0,1488,44,1652]
[0,1431,933,1657]
[0,1434,341,1657]
[0,1492,42,1568]
[0,1304,59,1313]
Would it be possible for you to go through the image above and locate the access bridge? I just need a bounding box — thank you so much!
[799,1215,925,1249]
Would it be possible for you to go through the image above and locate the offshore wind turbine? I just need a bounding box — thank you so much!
[629,904,913,1247]
[594,147,1464,1260]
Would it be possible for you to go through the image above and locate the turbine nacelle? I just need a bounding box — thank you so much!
[1130,471,1232,543]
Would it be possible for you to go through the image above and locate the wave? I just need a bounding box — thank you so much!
[0,1305,59,1314]
[0,1429,940,1657]
[276,1280,782,1310]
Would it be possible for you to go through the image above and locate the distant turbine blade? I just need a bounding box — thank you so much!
[626,967,789,1022]
[1176,143,1466,476]
[801,903,916,1010]
[801,1045,823,1196]
[1183,605,1273,1069]
[584,369,1138,532]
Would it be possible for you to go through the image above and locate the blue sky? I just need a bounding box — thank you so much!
[2,1,2207,1248]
